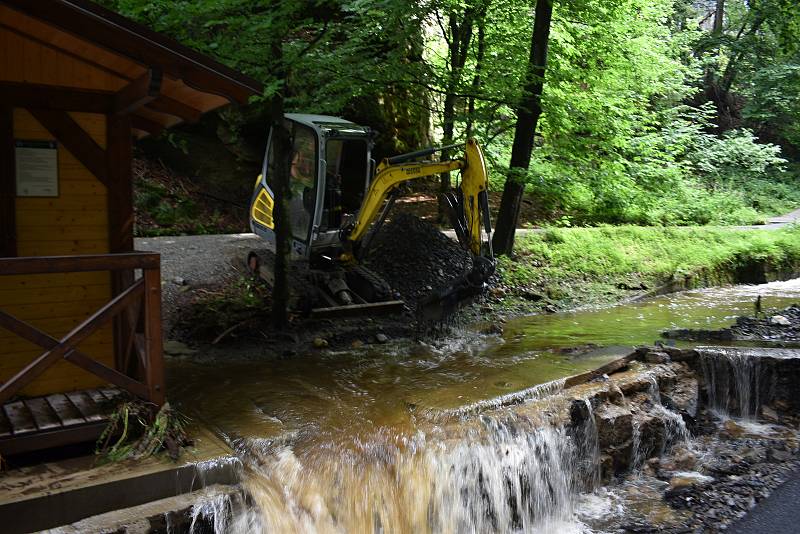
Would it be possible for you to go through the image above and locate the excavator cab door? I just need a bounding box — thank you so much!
[250,118,324,259]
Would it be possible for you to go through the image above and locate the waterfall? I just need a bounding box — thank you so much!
[189,409,605,534]
[185,366,703,533]
[441,378,566,419]
[651,403,690,454]
[698,347,770,419]
[190,490,250,534]
[643,374,690,453]
[625,374,692,471]
[630,416,644,471]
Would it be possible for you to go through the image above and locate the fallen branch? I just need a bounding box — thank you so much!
[212,318,256,344]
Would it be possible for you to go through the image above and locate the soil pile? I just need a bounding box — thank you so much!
[364,213,472,302]
[663,303,800,342]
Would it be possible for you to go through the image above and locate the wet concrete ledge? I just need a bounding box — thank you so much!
[433,345,800,421]
[630,258,800,302]
[3,457,238,533]
[1,430,240,534]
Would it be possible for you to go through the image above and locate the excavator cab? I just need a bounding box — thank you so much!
[250,114,374,261]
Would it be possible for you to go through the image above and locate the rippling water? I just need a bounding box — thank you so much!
[169,279,800,533]
[169,278,800,443]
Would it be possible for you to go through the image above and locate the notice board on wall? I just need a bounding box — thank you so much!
[15,140,58,197]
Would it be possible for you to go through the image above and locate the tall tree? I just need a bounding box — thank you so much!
[492,0,553,255]
[465,6,488,138]
[267,48,293,329]
[437,4,477,221]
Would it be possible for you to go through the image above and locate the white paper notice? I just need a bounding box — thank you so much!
[15,140,58,197]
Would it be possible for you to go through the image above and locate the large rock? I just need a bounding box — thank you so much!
[645,351,670,364]
[633,411,667,462]
[595,403,633,449]
[594,402,634,474]
[661,376,699,418]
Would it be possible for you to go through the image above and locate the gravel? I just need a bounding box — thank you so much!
[135,233,263,330]
[364,213,472,303]
[137,215,472,331]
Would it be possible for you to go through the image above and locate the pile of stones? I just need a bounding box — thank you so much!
[364,213,472,303]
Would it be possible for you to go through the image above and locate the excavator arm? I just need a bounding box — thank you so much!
[346,139,492,256]
[344,138,496,320]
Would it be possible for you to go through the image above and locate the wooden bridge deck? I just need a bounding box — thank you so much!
[0,388,120,456]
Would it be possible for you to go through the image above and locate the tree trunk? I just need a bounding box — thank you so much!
[269,43,293,329]
[713,0,725,35]
[466,9,487,139]
[492,0,553,256]
[438,10,473,222]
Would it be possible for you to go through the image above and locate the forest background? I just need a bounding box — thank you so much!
[99,0,800,234]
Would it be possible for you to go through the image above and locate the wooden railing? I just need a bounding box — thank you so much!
[0,252,164,406]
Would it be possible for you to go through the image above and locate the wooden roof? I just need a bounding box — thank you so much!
[0,0,263,137]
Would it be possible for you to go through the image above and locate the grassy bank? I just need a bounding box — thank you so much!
[494,225,800,313]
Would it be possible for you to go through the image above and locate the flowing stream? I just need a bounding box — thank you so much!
[167,279,800,533]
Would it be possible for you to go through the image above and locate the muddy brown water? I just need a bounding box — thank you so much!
[167,279,800,532]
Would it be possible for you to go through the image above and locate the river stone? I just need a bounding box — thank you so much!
[762,405,780,423]
[645,351,670,364]
[769,314,792,326]
[721,419,746,439]
[595,403,633,449]
[668,472,713,491]
[672,447,698,471]
[768,449,793,462]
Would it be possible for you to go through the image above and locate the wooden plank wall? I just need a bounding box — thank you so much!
[0,29,116,396]
[0,21,127,91]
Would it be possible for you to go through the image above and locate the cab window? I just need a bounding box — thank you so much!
[289,125,317,242]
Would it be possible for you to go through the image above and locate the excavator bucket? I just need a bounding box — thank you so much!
[417,256,496,323]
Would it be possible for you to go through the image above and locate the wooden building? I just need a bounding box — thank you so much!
[0,0,262,454]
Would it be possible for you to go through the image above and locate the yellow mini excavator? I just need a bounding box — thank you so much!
[247,114,494,321]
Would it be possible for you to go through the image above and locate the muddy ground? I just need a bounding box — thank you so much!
[146,214,505,358]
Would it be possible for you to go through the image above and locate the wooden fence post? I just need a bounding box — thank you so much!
[143,264,165,406]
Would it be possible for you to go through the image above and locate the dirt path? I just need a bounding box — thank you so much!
[135,233,262,330]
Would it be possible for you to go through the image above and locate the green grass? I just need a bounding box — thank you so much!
[495,224,800,311]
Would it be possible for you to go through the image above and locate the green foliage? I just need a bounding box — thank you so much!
[96,400,189,462]
[134,176,241,236]
[521,100,794,225]
[100,0,800,229]
[743,60,800,148]
[498,224,800,308]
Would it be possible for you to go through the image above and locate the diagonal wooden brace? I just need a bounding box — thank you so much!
[0,309,149,400]
[0,280,144,404]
